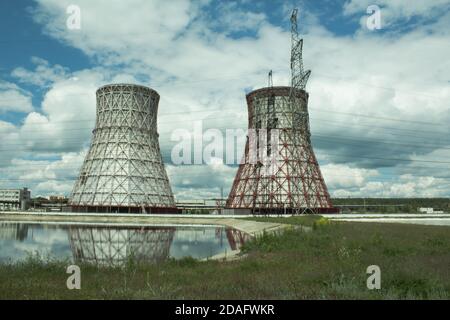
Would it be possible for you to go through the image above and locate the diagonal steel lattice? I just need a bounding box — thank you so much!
[69,84,176,213]
[226,9,336,214]
[290,8,311,93]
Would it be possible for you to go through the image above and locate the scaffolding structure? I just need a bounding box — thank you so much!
[226,9,337,214]
[69,84,176,213]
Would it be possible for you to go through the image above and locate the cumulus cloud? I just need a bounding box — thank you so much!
[210,1,267,34]
[321,164,379,189]
[12,57,69,87]
[343,0,450,29]
[0,81,33,114]
[167,157,236,200]
[0,120,21,167]
[0,152,85,195]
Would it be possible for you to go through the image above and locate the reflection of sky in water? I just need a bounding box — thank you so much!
[0,223,242,265]
[0,224,72,263]
[170,228,231,259]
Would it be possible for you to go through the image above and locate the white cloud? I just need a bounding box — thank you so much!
[12,57,69,87]
[212,2,266,34]
[15,152,84,181]
[34,180,74,195]
[0,152,85,195]
[343,0,450,29]
[167,157,236,200]
[0,81,33,114]
[0,120,21,166]
[9,68,104,155]
[32,0,197,63]
[321,163,378,189]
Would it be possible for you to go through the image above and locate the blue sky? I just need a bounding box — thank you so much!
[0,1,90,115]
[0,1,90,70]
[0,0,450,199]
[0,0,360,87]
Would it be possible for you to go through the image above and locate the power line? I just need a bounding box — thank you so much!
[309,107,449,126]
[1,169,450,182]
[2,104,447,128]
[312,72,448,101]
[1,105,449,138]
[322,152,450,164]
[312,134,450,151]
[2,121,450,157]
[0,128,445,159]
[4,157,450,173]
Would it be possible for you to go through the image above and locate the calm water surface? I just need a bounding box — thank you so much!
[0,222,250,266]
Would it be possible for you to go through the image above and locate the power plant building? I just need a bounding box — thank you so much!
[0,188,31,211]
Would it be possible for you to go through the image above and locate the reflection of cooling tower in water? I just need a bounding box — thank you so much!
[0,223,28,241]
[69,84,176,214]
[68,227,175,266]
[225,228,250,251]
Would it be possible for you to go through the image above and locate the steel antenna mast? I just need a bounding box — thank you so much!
[225,9,335,216]
[263,70,276,215]
[290,9,314,214]
[290,8,311,95]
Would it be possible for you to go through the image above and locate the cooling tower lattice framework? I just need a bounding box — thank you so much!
[226,86,336,214]
[70,84,176,213]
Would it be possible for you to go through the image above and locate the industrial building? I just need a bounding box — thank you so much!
[418,208,444,214]
[226,9,337,214]
[69,84,176,214]
[29,195,69,212]
[0,188,31,211]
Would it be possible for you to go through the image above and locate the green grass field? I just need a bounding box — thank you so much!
[0,216,449,299]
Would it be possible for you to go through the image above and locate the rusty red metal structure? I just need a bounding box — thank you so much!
[226,8,337,214]
[226,86,337,214]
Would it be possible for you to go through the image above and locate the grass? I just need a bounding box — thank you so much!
[0,216,449,299]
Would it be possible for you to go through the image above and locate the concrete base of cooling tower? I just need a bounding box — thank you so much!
[70,205,181,214]
[223,207,340,215]
[222,208,253,215]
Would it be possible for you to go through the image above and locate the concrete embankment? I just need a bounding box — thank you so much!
[322,213,450,226]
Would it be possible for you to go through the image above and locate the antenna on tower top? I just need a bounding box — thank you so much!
[225,8,336,216]
[268,70,273,88]
[290,8,311,93]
